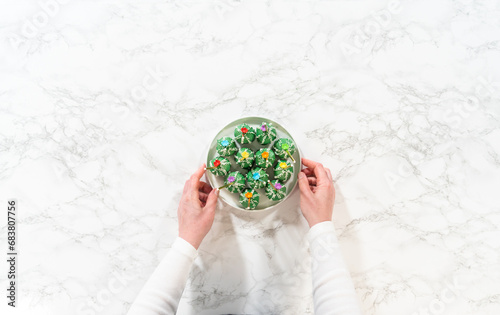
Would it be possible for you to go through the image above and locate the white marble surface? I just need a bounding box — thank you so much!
[1,0,500,314]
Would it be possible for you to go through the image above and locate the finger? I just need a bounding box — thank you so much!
[298,171,313,198]
[203,188,219,212]
[308,177,317,186]
[199,192,209,203]
[302,159,326,183]
[190,164,206,184]
[314,163,329,186]
[183,179,191,194]
[310,186,317,193]
[302,158,320,169]
[326,168,335,194]
[198,181,213,194]
[190,164,206,200]
[326,168,333,181]
[302,168,315,177]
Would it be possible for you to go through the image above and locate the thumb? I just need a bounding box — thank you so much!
[298,171,313,198]
[203,188,219,212]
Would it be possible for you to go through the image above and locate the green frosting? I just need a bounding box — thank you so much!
[222,171,246,193]
[209,123,298,210]
[246,167,269,189]
[234,123,256,144]
[216,137,238,156]
[235,148,255,169]
[274,160,294,182]
[273,138,296,160]
[254,148,276,169]
[207,156,231,176]
[265,180,286,201]
[239,188,260,209]
[255,122,277,145]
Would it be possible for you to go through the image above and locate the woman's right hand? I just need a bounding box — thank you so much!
[297,158,335,228]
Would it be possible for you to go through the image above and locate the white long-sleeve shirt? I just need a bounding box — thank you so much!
[127,221,362,315]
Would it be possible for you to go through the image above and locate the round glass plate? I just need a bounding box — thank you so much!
[205,117,301,211]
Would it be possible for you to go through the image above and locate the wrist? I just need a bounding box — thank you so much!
[178,233,202,250]
[307,221,337,243]
[173,237,199,259]
[308,218,332,228]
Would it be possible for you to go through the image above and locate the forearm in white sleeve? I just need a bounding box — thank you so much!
[127,237,197,315]
[308,221,362,315]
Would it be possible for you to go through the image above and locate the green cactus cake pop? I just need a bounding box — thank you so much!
[218,171,246,193]
[265,180,286,201]
[255,122,277,145]
[239,188,260,210]
[255,148,276,169]
[205,156,231,176]
[235,148,255,169]
[234,123,256,144]
[216,137,238,157]
[246,167,269,189]
[274,160,294,182]
[273,138,296,162]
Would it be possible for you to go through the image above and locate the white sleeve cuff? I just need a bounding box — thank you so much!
[172,237,198,260]
[307,220,337,243]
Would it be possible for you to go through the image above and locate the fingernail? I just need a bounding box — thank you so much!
[298,172,305,179]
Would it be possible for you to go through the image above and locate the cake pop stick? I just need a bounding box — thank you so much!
[218,176,235,190]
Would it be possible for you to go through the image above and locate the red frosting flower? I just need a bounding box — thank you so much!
[241,127,248,134]
[213,160,221,167]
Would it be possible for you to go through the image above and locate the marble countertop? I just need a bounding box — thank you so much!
[1,0,500,314]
